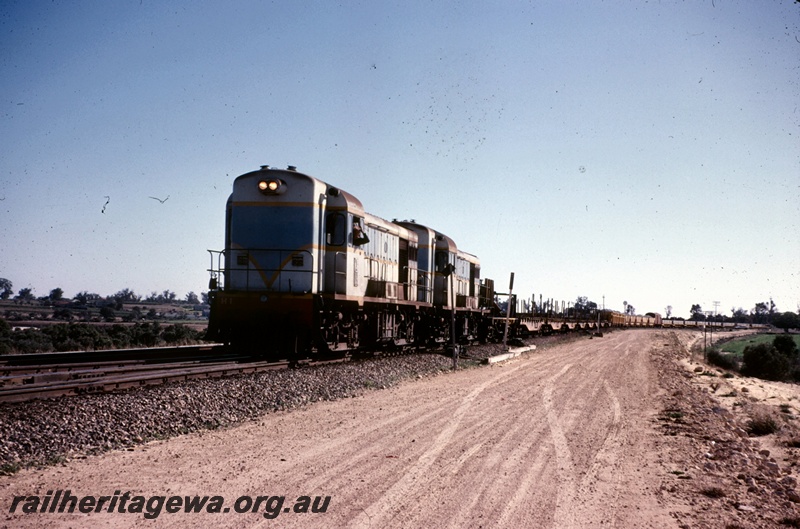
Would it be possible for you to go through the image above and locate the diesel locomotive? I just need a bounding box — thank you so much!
[206,165,500,358]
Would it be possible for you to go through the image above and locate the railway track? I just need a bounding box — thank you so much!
[0,339,518,404]
[0,344,305,403]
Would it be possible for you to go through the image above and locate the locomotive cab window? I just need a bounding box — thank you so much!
[326,213,346,246]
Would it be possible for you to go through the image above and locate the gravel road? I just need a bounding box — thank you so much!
[1,329,797,528]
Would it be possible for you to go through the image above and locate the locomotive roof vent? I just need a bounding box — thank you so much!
[260,165,270,170]
[287,165,297,171]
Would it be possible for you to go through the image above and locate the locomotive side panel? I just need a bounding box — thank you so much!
[360,214,420,303]
[456,250,480,310]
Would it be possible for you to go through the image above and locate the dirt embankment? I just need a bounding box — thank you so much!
[1,329,798,528]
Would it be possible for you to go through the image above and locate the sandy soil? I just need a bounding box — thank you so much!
[1,329,797,528]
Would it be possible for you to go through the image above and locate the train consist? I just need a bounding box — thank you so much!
[517,311,662,335]
[206,165,666,359]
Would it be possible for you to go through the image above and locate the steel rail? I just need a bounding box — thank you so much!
[0,341,441,403]
[0,344,225,367]
[0,359,290,403]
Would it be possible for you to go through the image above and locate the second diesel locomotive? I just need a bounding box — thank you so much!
[206,165,500,358]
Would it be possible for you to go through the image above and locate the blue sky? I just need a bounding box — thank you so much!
[1,0,798,319]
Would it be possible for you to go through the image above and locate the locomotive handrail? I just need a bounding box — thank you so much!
[417,271,432,304]
[207,250,226,290]
[366,256,381,281]
[242,249,313,292]
[208,249,314,292]
[331,251,348,293]
[400,264,433,303]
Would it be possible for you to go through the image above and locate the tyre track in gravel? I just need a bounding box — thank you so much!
[336,330,665,529]
[304,345,584,527]
[344,363,526,529]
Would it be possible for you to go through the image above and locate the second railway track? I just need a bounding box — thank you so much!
[0,341,489,404]
[0,344,298,403]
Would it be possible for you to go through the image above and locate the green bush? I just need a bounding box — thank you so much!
[106,324,133,349]
[741,343,791,381]
[162,324,200,345]
[129,322,162,347]
[0,318,10,354]
[0,319,204,354]
[42,324,113,352]
[707,349,738,371]
[774,335,799,359]
[9,328,53,353]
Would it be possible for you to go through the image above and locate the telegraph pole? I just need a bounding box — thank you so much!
[502,272,515,349]
[712,301,720,350]
[442,263,458,370]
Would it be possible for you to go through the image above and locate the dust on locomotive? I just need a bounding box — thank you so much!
[206,165,500,358]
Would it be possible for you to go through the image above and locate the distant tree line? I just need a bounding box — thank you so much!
[0,278,210,328]
[527,296,647,318]
[0,278,206,306]
[685,298,800,331]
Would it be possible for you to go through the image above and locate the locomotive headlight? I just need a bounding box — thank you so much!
[257,179,286,195]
